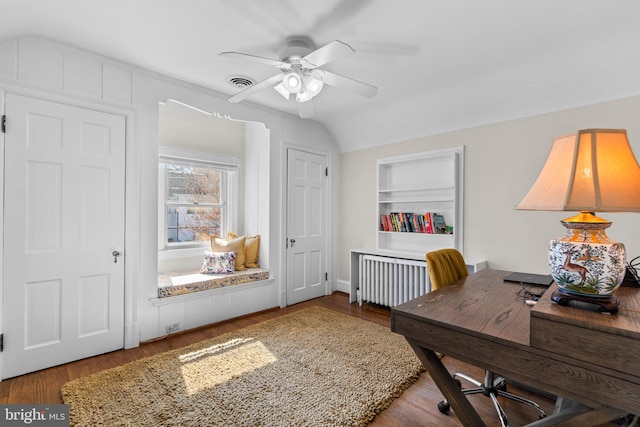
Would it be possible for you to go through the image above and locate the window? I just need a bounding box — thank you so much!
[159,148,238,250]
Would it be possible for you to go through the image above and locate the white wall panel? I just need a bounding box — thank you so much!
[9,37,132,106]
[64,52,102,98]
[184,297,210,330]
[209,293,231,324]
[0,38,17,79]
[228,288,251,318]
[158,303,186,337]
[249,284,269,312]
[18,38,63,89]
[102,63,132,105]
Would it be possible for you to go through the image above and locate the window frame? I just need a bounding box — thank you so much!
[158,147,239,257]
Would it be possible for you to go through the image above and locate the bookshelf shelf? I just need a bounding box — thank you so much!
[376,147,464,254]
[378,186,454,193]
[378,198,455,204]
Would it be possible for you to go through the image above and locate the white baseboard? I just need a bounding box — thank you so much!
[336,279,350,294]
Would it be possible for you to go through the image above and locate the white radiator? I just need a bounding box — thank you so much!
[358,254,430,307]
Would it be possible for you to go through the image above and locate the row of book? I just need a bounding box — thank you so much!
[380,212,449,234]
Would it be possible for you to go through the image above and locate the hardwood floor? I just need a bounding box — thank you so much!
[0,292,627,426]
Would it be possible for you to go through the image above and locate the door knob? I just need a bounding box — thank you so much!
[112,250,121,263]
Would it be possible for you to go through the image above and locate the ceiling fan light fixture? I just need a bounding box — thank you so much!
[296,73,324,103]
[282,72,302,93]
[306,74,324,95]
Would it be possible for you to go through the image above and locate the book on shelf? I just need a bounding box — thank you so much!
[432,213,447,234]
[380,212,452,235]
[423,212,433,234]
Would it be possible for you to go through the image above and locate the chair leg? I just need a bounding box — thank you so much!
[496,389,547,419]
[453,372,482,387]
[437,370,547,425]
[488,391,509,427]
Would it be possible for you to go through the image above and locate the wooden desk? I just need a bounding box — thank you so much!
[391,269,640,426]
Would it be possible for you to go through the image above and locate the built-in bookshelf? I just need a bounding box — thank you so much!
[377,147,464,254]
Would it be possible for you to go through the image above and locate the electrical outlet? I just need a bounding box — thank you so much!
[165,322,180,334]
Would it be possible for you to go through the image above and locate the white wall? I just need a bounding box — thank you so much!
[338,96,640,282]
[0,36,339,345]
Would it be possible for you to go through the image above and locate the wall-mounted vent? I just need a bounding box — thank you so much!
[226,75,256,89]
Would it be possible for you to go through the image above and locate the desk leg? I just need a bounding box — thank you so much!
[407,339,487,427]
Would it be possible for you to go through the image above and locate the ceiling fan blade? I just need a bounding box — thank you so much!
[228,73,284,103]
[297,99,315,118]
[319,70,378,99]
[300,40,355,69]
[219,51,291,70]
[307,0,375,38]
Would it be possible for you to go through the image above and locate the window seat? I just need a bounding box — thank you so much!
[157,268,270,298]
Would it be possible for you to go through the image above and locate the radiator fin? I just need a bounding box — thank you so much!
[358,255,430,307]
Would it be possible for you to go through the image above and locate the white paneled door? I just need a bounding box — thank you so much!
[286,148,327,305]
[2,94,126,378]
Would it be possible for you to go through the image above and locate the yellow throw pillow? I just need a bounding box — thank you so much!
[211,235,246,270]
[228,232,260,268]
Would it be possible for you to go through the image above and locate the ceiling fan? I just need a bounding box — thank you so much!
[220,37,378,118]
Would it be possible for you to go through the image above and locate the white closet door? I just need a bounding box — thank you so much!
[2,93,126,378]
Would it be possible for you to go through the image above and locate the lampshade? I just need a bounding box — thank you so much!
[281,71,302,93]
[516,129,640,312]
[516,129,640,213]
[296,72,324,103]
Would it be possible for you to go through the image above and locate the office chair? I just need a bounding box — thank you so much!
[426,248,546,427]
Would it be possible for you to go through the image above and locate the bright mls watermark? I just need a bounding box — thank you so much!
[1,405,69,426]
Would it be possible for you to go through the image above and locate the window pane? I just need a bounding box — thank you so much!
[166,206,221,244]
[166,165,221,204]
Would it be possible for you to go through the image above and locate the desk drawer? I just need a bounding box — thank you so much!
[530,317,640,375]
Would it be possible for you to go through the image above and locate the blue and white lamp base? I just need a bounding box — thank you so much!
[548,212,625,313]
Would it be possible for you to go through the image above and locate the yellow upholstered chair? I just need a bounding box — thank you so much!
[426,248,468,291]
[426,248,546,426]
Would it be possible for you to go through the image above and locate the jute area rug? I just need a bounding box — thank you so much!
[62,306,423,426]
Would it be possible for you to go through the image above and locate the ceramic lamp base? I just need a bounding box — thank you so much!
[548,212,626,298]
[551,289,620,314]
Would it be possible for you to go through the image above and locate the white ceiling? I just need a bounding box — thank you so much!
[2,0,640,152]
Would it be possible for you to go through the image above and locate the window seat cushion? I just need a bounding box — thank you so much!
[158,268,270,298]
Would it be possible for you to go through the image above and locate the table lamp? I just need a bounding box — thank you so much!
[515,129,640,313]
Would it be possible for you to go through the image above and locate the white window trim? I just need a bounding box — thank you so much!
[158,146,239,258]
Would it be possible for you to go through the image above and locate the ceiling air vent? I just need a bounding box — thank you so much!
[227,75,256,89]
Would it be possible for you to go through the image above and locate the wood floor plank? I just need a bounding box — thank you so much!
[0,292,628,426]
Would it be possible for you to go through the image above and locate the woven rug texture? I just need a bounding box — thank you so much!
[61,306,423,426]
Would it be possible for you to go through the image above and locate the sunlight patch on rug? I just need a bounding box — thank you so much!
[179,339,277,395]
[62,307,423,427]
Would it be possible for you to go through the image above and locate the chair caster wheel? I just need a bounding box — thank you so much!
[454,378,462,388]
[495,379,507,391]
[438,400,450,414]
